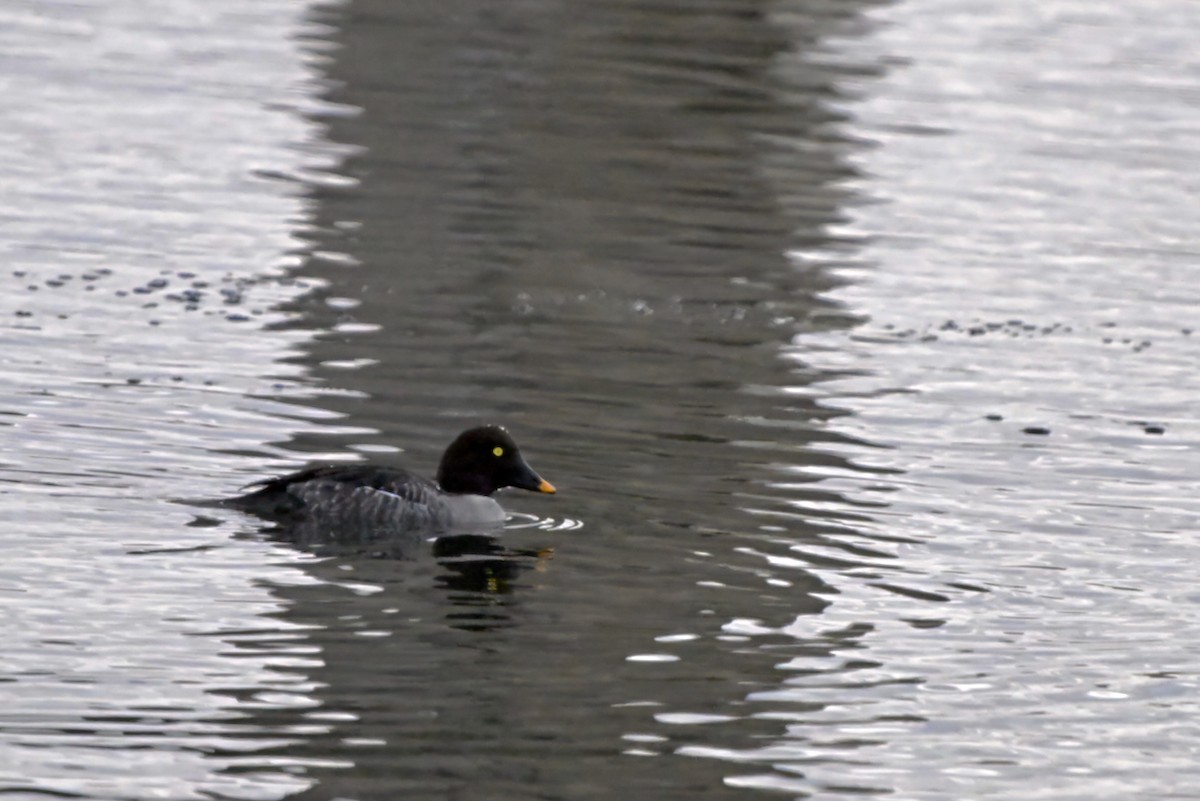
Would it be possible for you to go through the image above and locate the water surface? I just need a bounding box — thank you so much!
[1,0,1198,799]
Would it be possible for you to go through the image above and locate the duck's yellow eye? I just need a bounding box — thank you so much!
[493,446,504,457]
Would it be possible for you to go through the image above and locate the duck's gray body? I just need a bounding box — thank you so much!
[232,465,506,532]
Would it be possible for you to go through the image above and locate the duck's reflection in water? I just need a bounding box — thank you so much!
[248,514,552,604]
[180,514,559,795]
[433,532,548,590]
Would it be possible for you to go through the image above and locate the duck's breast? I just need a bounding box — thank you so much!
[431,493,506,530]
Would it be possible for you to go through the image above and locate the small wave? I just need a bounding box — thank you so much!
[506,512,585,532]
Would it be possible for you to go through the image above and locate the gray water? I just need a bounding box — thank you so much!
[1,0,1197,799]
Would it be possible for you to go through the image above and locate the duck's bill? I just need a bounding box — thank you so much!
[512,462,556,494]
[520,473,555,494]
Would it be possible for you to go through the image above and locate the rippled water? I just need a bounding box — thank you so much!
[1,1,347,797]
[752,3,1200,796]
[2,0,1198,799]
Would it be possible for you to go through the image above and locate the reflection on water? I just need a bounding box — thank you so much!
[256,1,886,799]
[240,512,562,602]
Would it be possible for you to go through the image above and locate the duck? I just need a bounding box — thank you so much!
[230,425,555,531]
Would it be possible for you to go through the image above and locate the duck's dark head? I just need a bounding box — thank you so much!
[436,425,556,497]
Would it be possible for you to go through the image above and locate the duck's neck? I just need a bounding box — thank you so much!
[437,468,493,496]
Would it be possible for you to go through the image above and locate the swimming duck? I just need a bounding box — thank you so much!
[230,425,555,531]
